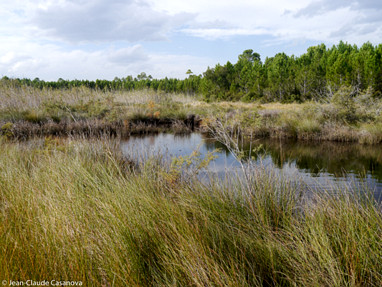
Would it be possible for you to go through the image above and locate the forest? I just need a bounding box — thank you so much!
[2,41,382,103]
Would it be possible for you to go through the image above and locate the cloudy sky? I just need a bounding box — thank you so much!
[0,0,381,80]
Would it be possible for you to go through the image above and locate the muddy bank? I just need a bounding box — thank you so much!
[0,115,202,139]
[1,115,382,145]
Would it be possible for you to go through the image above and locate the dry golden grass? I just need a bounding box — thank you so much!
[0,138,381,286]
[1,82,382,144]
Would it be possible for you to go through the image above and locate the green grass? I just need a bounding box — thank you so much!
[0,138,381,286]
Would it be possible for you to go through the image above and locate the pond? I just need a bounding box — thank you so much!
[120,133,382,199]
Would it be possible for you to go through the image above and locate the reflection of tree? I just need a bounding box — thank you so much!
[257,139,382,180]
[127,133,382,182]
[202,134,267,161]
[202,136,231,155]
[174,134,191,141]
[203,133,382,180]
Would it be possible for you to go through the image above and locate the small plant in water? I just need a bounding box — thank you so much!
[161,146,220,189]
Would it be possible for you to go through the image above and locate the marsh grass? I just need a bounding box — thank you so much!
[0,83,205,139]
[214,99,382,144]
[1,81,382,142]
[0,138,381,286]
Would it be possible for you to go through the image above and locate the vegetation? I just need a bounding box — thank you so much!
[2,41,382,102]
[1,41,382,286]
[0,138,381,286]
[1,79,382,143]
[1,41,382,143]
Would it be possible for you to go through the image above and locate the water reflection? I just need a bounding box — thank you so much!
[120,133,382,197]
[239,138,381,180]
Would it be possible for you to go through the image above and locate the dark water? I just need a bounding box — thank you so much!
[120,133,382,198]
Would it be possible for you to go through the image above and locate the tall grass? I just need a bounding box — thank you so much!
[0,138,381,286]
[1,81,382,143]
[0,82,199,125]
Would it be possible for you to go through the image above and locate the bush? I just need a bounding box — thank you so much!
[331,86,358,123]
[1,122,13,138]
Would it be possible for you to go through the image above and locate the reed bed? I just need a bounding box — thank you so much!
[1,81,382,143]
[0,138,381,286]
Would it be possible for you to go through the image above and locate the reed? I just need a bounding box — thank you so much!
[0,138,381,286]
[1,82,382,143]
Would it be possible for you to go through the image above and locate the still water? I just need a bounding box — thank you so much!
[121,133,382,198]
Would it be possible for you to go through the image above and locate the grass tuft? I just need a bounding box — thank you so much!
[0,139,381,286]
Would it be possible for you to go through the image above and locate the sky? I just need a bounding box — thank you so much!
[0,0,381,81]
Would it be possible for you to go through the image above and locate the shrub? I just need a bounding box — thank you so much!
[1,122,13,138]
[331,86,358,123]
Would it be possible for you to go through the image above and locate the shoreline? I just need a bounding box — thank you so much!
[2,117,382,145]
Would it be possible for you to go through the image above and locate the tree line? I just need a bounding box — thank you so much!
[200,41,382,102]
[2,41,382,102]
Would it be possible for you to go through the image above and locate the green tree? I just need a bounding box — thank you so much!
[264,53,293,101]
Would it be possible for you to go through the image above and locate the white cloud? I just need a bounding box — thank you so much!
[151,0,382,45]
[1,0,382,81]
[108,45,148,64]
[0,0,210,80]
[29,0,194,43]
[181,28,270,40]
[0,38,211,80]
